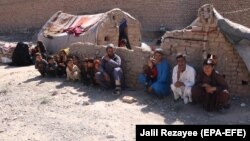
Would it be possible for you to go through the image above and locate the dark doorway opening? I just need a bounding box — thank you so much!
[118,18,131,49]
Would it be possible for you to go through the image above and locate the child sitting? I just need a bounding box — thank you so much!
[94,58,101,73]
[80,58,89,85]
[57,50,67,77]
[30,46,39,64]
[53,54,60,64]
[143,56,157,87]
[46,56,58,77]
[72,55,81,68]
[87,58,95,85]
[66,58,81,81]
[35,53,48,77]
[81,58,96,86]
[93,58,101,85]
[118,39,127,47]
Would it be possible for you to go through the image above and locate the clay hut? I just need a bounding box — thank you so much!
[161,4,250,95]
[38,8,141,53]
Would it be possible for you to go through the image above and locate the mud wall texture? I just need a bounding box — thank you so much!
[161,32,250,96]
[69,42,151,89]
[161,4,250,96]
[70,39,250,96]
[0,0,249,32]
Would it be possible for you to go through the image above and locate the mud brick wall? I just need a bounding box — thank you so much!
[0,0,249,32]
[69,42,151,88]
[96,9,141,48]
[161,29,250,96]
[161,4,250,96]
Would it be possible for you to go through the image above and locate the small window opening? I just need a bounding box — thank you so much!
[242,80,248,85]
[104,36,110,41]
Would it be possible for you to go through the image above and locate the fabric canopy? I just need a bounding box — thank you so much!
[213,8,250,44]
[38,11,103,53]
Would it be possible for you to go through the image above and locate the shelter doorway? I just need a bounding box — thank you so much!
[118,18,131,49]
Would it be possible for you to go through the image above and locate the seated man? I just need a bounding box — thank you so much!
[192,59,230,112]
[95,44,123,95]
[171,53,196,104]
[139,48,170,97]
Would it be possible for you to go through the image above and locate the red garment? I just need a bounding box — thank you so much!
[144,65,157,79]
[63,23,94,37]
[31,48,39,56]
[63,26,83,37]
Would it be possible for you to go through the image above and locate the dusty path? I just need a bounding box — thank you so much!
[0,65,250,141]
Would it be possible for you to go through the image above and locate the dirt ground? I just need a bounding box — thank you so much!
[0,33,250,141]
[0,64,250,141]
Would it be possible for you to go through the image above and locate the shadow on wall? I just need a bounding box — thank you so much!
[69,42,152,89]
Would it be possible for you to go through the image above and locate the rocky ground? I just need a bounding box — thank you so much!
[0,33,250,141]
[0,64,250,141]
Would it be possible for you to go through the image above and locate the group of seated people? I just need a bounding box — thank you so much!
[139,49,230,112]
[35,43,123,95]
[34,41,230,112]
